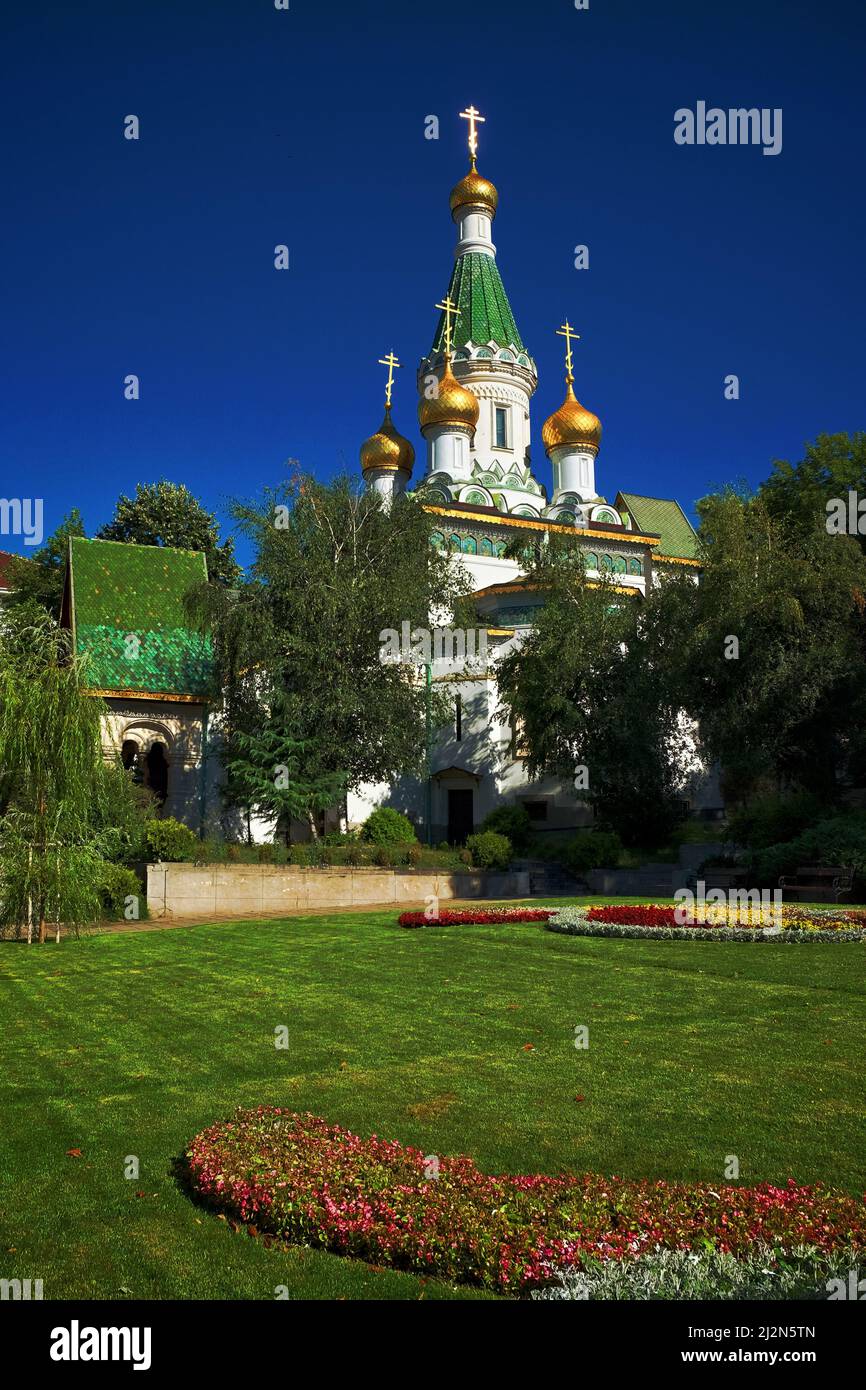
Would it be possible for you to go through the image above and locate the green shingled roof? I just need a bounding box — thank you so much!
[67,538,213,697]
[615,494,699,560]
[431,252,526,355]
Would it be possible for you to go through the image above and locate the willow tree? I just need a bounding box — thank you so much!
[0,615,144,942]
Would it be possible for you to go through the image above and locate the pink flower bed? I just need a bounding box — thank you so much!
[399,908,556,928]
[185,1107,866,1295]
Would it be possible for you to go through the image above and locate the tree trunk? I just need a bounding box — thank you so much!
[307,809,319,842]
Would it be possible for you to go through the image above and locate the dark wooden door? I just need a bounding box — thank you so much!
[447,789,474,845]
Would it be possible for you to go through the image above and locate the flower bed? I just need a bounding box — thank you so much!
[185,1107,866,1296]
[547,904,866,943]
[398,907,556,928]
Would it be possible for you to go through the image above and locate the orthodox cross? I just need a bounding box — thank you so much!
[459,105,485,165]
[435,295,461,360]
[378,351,402,408]
[556,319,580,381]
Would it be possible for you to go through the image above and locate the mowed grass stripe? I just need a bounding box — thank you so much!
[0,908,863,1299]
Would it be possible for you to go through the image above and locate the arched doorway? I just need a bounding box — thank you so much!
[145,742,169,807]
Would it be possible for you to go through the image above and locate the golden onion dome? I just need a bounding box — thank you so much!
[418,360,480,433]
[449,163,498,218]
[541,381,603,456]
[359,407,415,475]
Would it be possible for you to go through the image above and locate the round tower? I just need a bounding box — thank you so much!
[542,321,603,505]
[360,351,415,505]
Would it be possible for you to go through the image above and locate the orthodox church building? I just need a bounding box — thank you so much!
[350,110,705,843]
[60,109,710,844]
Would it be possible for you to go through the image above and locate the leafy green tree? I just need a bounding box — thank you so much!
[496,536,688,846]
[677,489,866,803]
[760,432,866,547]
[98,481,240,584]
[6,509,86,618]
[225,697,345,844]
[193,474,473,832]
[0,617,150,941]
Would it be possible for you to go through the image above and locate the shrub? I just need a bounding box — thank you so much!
[406,843,422,867]
[480,804,532,853]
[289,844,309,867]
[98,863,146,920]
[755,813,866,886]
[145,817,199,863]
[437,840,450,852]
[344,842,364,866]
[361,807,417,845]
[466,831,511,871]
[728,791,826,854]
[560,830,621,875]
[185,1108,866,1296]
[458,847,472,865]
[372,844,395,867]
[322,830,359,847]
[257,843,274,864]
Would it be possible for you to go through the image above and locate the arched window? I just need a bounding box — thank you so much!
[627,556,643,575]
[462,536,477,554]
[494,541,507,557]
[584,552,598,570]
[449,533,462,551]
[429,531,445,550]
[480,537,494,556]
[600,554,613,572]
[612,555,627,573]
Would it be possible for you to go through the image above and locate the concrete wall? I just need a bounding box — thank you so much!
[146,863,532,920]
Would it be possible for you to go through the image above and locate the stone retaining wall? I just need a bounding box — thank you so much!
[146,863,532,920]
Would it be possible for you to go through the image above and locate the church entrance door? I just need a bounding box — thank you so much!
[447,789,474,845]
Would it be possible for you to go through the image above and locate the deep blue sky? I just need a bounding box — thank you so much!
[2,0,865,565]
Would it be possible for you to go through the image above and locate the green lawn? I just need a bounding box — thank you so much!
[1,903,864,1300]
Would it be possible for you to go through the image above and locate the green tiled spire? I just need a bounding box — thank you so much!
[430,252,526,355]
[67,538,214,697]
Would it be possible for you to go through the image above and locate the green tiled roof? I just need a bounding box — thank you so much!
[615,493,699,560]
[67,538,213,697]
[431,252,526,355]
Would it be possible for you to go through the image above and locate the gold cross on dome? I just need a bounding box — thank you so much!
[556,319,581,380]
[378,351,402,408]
[435,295,461,359]
[459,105,485,165]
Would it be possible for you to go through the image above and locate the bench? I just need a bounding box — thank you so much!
[700,868,749,891]
[778,866,853,903]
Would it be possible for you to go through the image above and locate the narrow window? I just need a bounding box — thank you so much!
[455,694,463,741]
[494,406,508,449]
